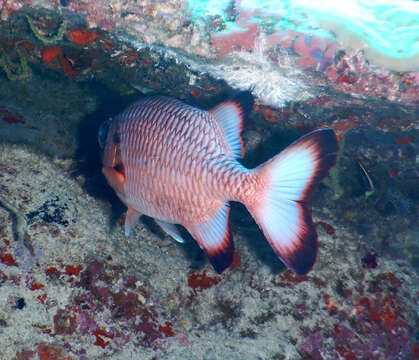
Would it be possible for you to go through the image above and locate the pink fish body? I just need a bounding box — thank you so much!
[99,94,338,274]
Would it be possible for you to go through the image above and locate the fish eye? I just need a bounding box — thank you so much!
[98,117,112,149]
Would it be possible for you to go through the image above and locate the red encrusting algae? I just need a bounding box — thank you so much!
[45,266,60,275]
[315,221,336,235]
[394,135,413,145]
[58,55,78,78]
[211,23,258,56]
[188,270,221,290]
[318,118,359,141]
[66,29,99,45]
[92,328,114,348]
[30,283,45,291]
[37,294,48,304]
[42,46,62,64]
[0,106,25,125]
[159,321,175,337]
[0,252,18,266]
[65,264,83,276]
[17,343,73,360]
[276,269,309,286]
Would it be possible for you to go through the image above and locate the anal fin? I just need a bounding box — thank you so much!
[187,203,234,274]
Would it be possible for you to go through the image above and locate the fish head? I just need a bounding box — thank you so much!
[98,117,126,200]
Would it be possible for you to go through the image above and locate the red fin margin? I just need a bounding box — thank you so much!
[249,199,317,275]
[210,91,253,159]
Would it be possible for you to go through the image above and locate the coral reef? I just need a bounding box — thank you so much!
[0,123,418,359]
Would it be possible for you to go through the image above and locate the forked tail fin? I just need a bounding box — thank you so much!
[245,129,338,274]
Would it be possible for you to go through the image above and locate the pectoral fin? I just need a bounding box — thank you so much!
[155,219,185,243]
[125,207,141,236]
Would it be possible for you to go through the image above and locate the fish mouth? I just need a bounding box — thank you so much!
[98,117,112,149]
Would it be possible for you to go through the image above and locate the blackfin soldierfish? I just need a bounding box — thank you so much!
[99,93,338,274]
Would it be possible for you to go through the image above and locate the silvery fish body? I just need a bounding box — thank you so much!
[99,94,338,274]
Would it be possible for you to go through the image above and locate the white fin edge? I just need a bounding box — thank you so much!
[210,101,244,159]
[155,219,185,243]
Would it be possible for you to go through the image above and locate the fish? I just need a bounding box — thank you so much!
[99,93,338,275]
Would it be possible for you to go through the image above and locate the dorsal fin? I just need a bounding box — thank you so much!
[210,92,253,159]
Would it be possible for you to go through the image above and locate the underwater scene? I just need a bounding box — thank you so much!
[0,0,418,359]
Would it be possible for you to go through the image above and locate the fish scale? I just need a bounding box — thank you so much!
[100,93,338,274]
